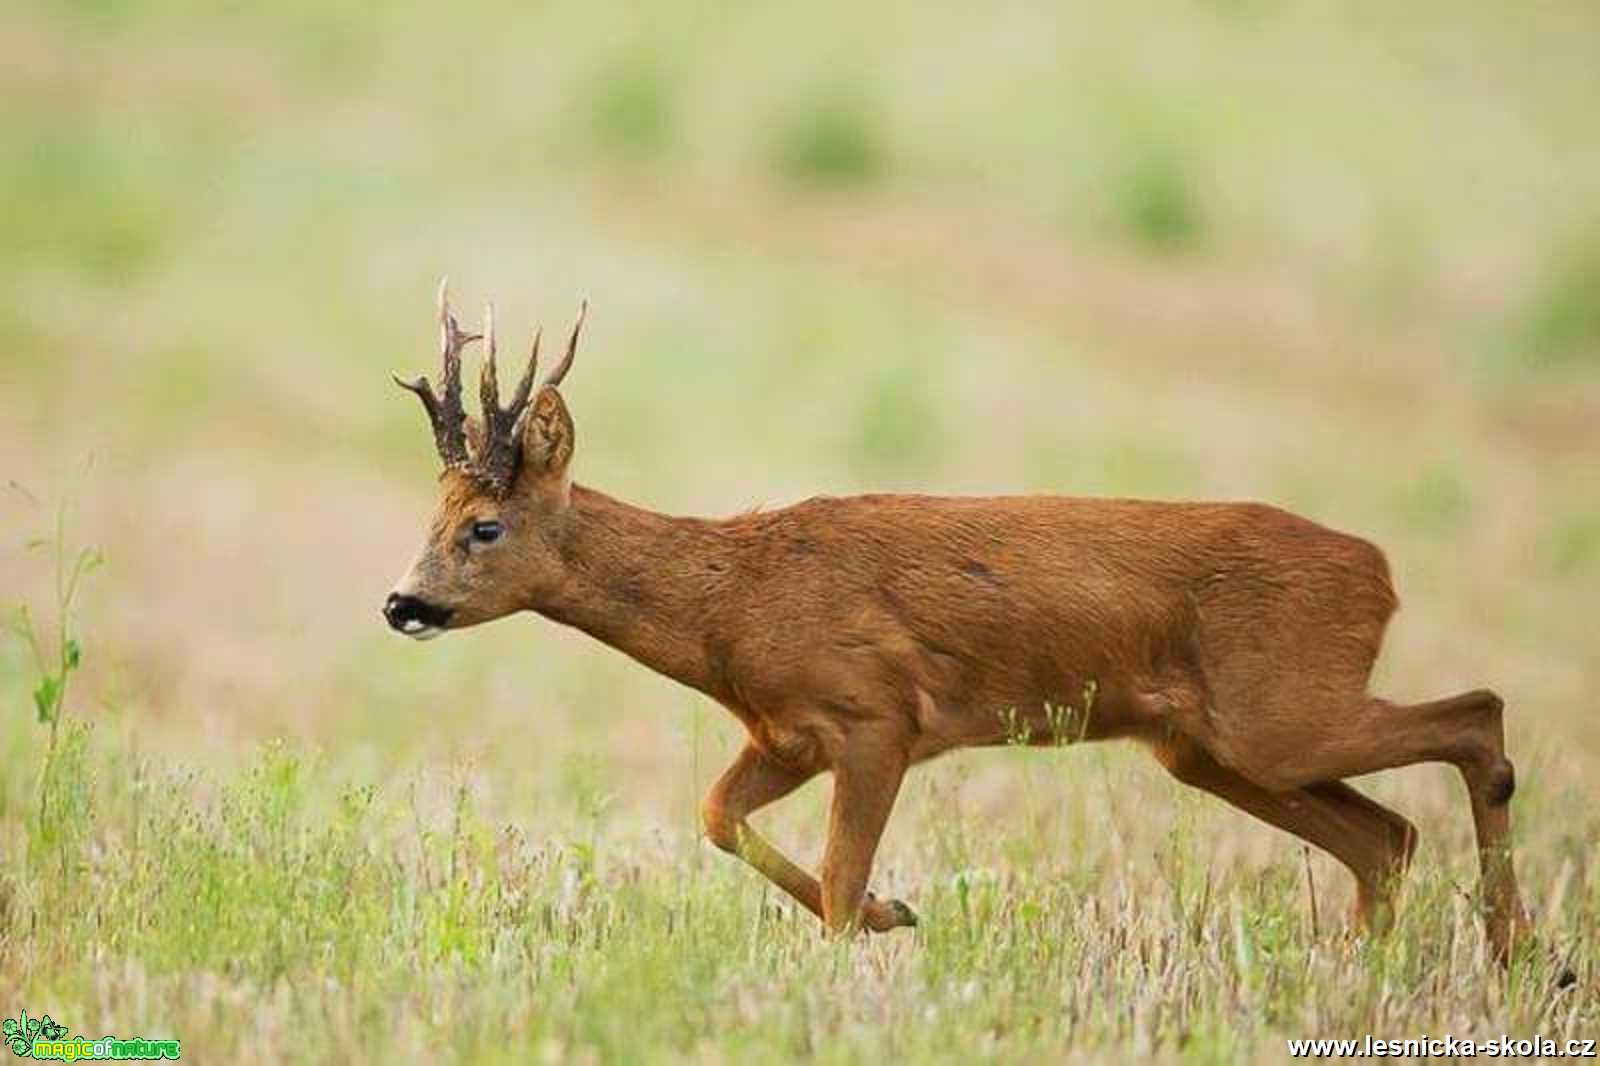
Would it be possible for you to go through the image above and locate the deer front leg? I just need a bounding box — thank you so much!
[702,743,824,919]
[820,726,913,935]
[703,741,915,933]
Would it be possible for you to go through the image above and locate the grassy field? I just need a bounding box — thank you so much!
[2,1,1598,1061]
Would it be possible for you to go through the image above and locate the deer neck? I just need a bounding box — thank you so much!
[536,484,732,697]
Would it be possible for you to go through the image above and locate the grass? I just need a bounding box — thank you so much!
[3,716,1593,1063]
[2,0,1598,1061]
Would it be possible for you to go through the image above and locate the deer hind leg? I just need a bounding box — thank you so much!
[702,742,914,934]
[1450,693,1531,962]
[1305,781,1419,930]
[1208,688,1529,960]
[1150,734,1418,933]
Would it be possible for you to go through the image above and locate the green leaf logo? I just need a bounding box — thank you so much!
[4,1013,29,1057]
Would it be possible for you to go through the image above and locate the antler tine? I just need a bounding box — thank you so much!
[478,301,500,446]
[439,281,480,468]
[436,274,450,342]
[392,372,440,421]
[509,326,541,414]
[499,327,543,460]
[394,277,477,470]
[475,305,549,495]
[543,298,588,389]
[438,281,481,377]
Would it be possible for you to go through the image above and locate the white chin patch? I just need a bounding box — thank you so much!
[401,620,446,641]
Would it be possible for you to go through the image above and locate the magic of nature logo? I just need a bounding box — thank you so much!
[4,1011,180,1061]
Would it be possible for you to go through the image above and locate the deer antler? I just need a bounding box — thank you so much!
[474,297,587,493]
[474,301,542,494]
[393,277,480,472]
[396,282,588,494]
[544,298,588,389]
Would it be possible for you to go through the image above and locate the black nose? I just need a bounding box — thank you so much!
[383,593,454,631]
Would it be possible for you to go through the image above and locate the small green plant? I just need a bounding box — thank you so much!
[998,705,1031,747]
[769,88,886,186]
[1046,680,1097,747]
[1111,145,1205,253]
[7,493,101,852]
[999,680,1097,748]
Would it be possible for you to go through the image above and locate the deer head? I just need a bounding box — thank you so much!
[384,280,587,639]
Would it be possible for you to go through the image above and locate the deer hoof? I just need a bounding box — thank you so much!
[863,894,919,932]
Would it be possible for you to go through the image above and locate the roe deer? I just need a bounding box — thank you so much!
[384,282,1531,959]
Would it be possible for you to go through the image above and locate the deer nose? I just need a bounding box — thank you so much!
[383,592,453,633]
[382,592,412,630]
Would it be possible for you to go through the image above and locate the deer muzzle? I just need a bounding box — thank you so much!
[383,592,455,639]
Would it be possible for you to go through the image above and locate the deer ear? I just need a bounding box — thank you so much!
[520,385,574,482]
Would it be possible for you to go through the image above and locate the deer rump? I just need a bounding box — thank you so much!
[708,494,1397,772]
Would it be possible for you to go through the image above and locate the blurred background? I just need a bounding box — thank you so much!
[2,0,1598,980]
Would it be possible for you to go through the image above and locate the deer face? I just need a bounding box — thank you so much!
[384,283,583,640]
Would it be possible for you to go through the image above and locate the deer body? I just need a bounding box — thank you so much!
[549,489,1390,768]
[385,285,1530,957]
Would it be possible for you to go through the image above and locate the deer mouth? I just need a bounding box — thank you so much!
[383,593,455,638]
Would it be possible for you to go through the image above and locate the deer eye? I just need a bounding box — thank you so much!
[469,520,504,544]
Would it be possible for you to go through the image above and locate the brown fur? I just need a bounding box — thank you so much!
[390,354,1530,957]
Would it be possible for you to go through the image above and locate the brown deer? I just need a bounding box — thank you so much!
[384,282,1530,959]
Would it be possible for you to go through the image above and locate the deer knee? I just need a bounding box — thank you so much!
[1449,689,1514,805]
[701,794,740,854]
[1477,758,1516,807]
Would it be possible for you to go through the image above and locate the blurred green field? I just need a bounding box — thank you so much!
[2,1,1598,1062]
